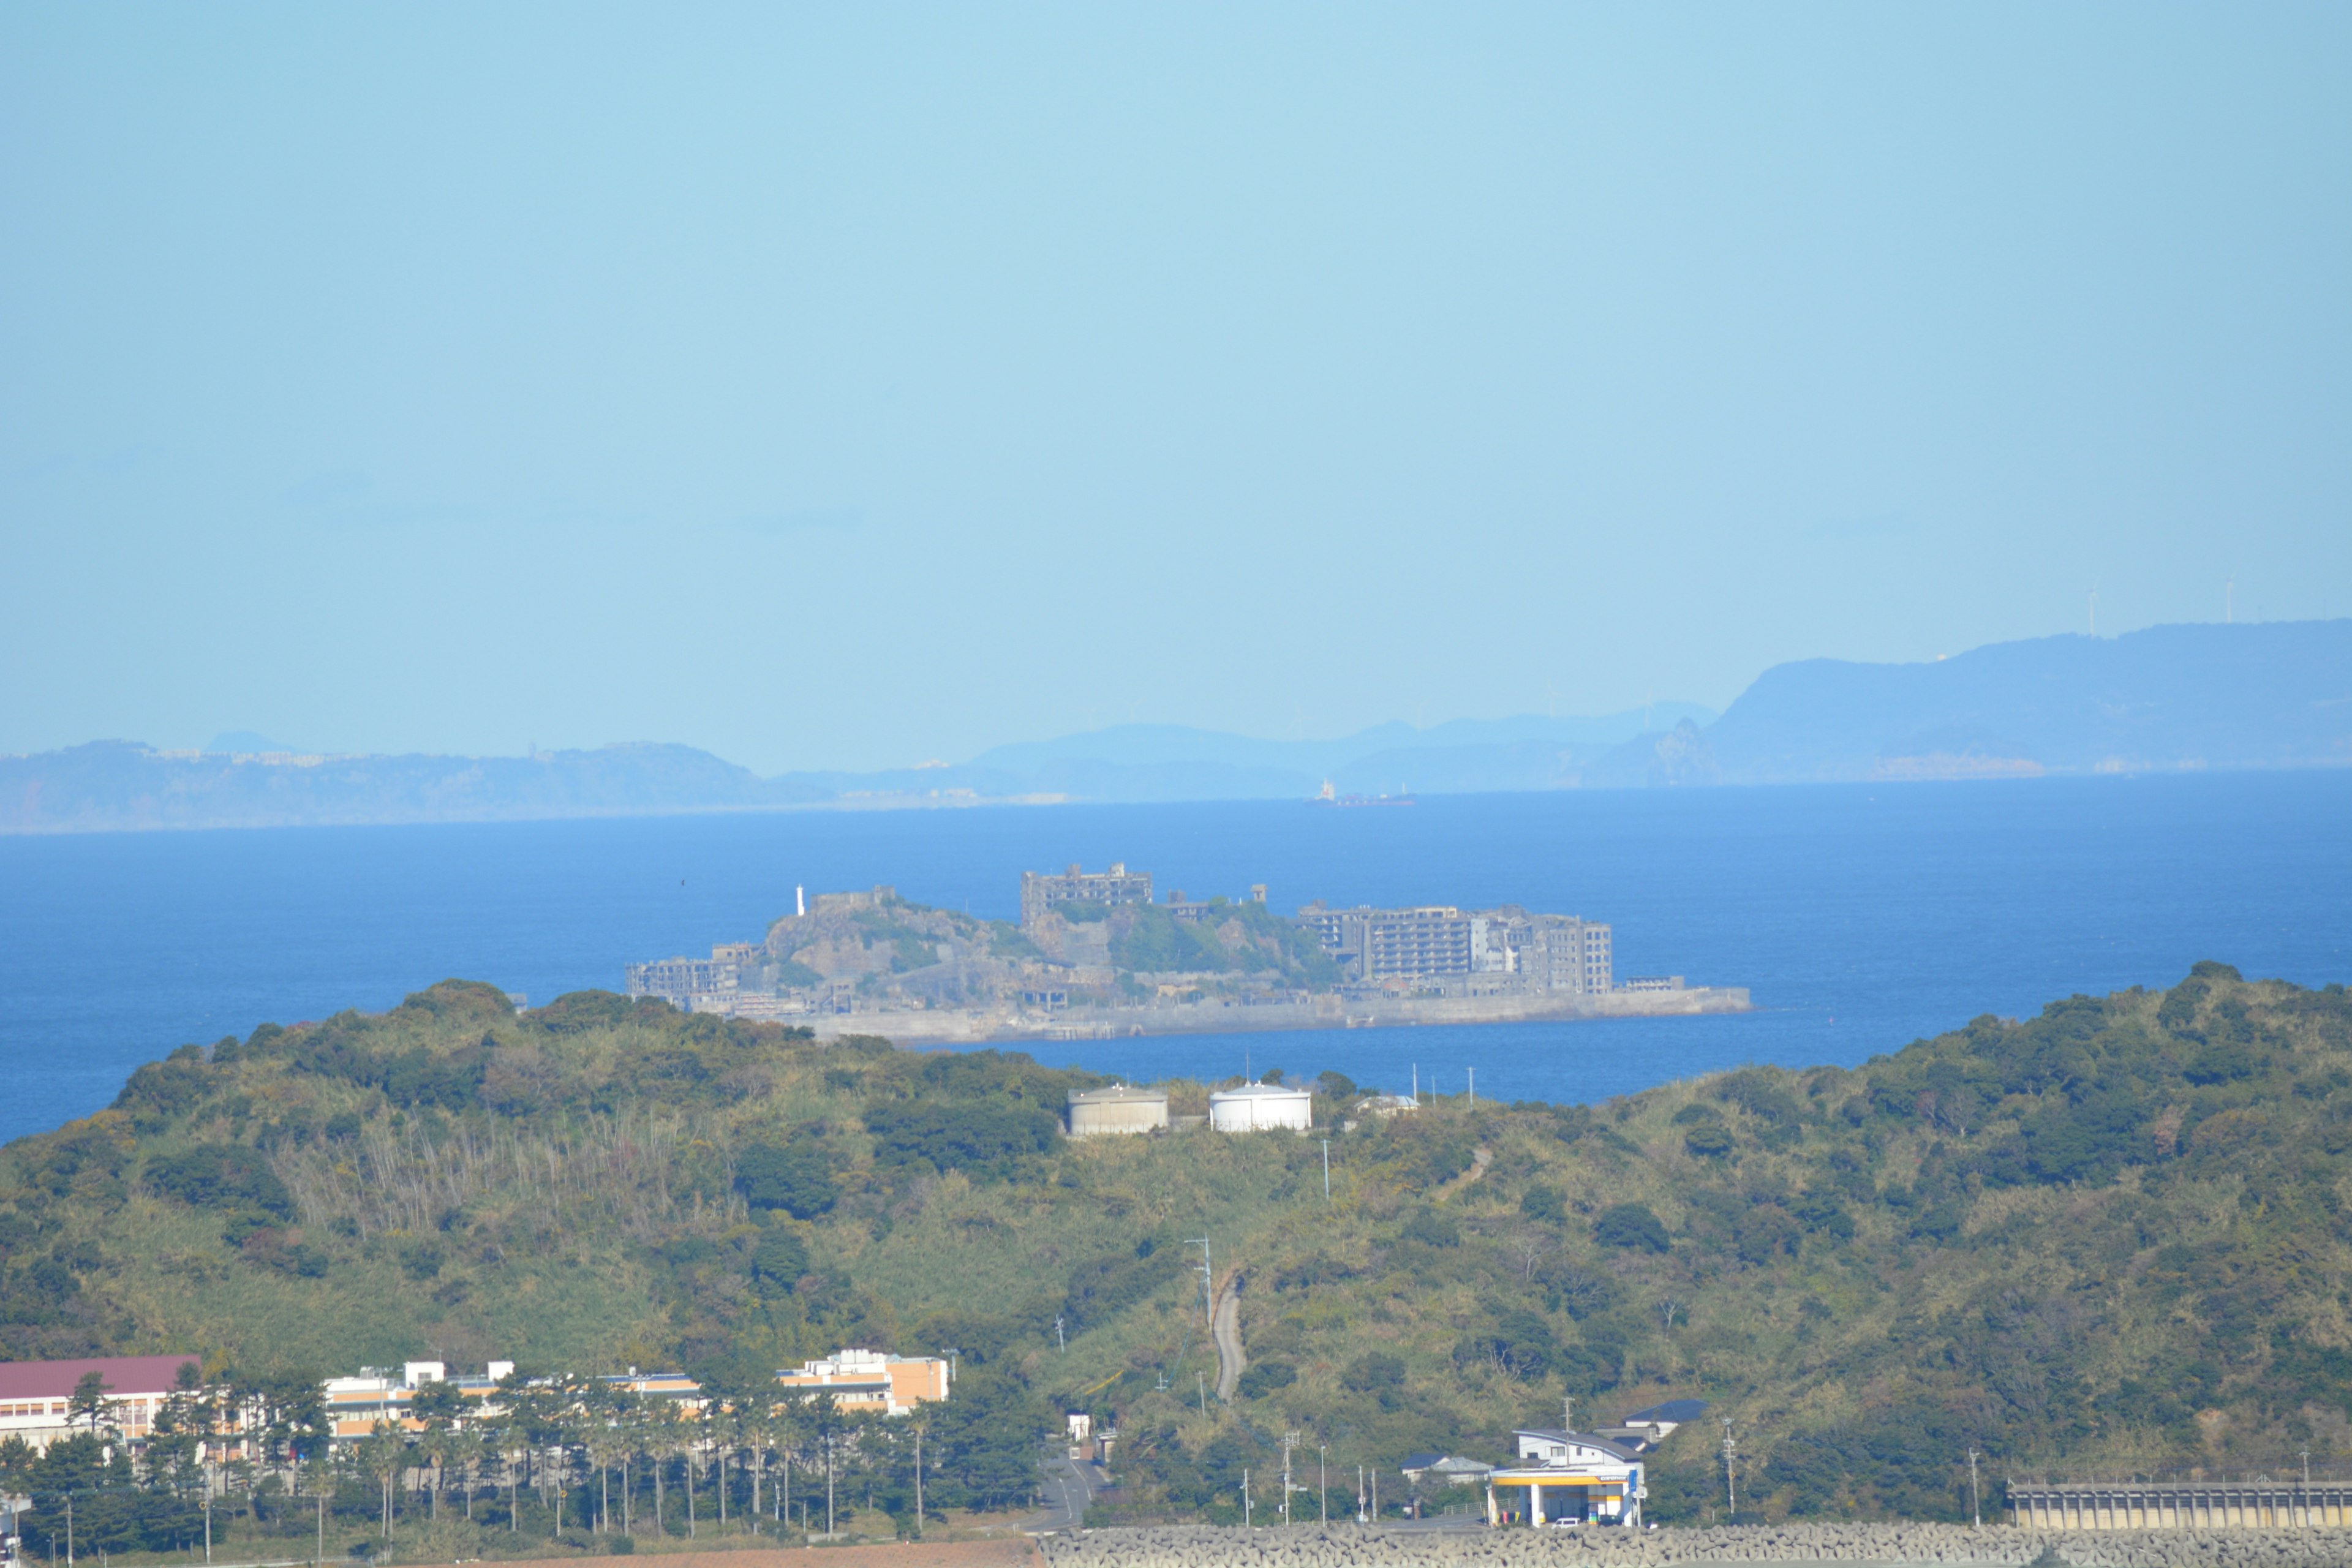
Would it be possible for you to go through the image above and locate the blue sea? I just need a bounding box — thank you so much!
[3,772,2348,1147]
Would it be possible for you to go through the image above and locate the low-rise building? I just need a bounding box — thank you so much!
[775,1350,948,1417]
[323,1360,514,1439]
[605,1370,704,1408]
[1163,886,1268,923]
[0,1355,200,1454]
[1486,1428,1645,1528]
[1592,1398,1707,1451]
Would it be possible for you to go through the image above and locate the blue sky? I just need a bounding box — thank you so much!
[2,4,2346,773]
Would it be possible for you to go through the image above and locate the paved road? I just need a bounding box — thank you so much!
[1212,1270,1246,1401]
[1037,1452,1099,1532]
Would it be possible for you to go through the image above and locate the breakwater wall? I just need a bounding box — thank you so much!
[1035,1523,2352,1567]
[805,986,1752,1046]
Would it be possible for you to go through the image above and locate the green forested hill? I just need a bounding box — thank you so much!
[4,965,2350,1529]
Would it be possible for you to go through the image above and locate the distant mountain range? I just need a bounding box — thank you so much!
[1648,618,2351,785]
[3,621,2343,832]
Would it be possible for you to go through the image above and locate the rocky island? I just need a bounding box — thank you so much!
[625,863,1750,1045]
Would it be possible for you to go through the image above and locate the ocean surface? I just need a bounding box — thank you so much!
[2,771,2348,1146]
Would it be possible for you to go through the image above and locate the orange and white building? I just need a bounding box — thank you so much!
[775,1350,948,1417]
[323,1360,512,1439]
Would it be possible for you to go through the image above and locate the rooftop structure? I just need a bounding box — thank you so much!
[0,1355,200,1453]
[1022,862,1153,928]
[1068,1084,1169,1137]
[808,886,897,916]
[1208,1080,1313,1133]
[775,1349,948,1417]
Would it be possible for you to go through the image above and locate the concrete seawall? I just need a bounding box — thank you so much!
[804,987,1752,1047]
[1037,1521,2352,1567]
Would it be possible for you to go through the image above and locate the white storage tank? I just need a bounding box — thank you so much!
[1208,1080,1314,1133]
[1068,1084,1170,1137]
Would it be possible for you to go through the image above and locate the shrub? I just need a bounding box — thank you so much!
[1343,1351,1406,1392]
[1235,1361,1296,1398]
[1683,1123,1736,1159]
[748,1227,809,1292]
[863,1099,1058,1178]
[145,1144,293,1219]
[1594,1203,1669,1252]
[1400,1209,1460,1248]
[734,1140,838,1216]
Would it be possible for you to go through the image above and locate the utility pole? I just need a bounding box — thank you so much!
[1319,1445,1329,1524]
[1358,1464,1366,1524]
[1967,1449,1981,1529]
[1321,1139,1330,1200]
[1564,1395,1574,1432]
[1197,1373,1208,1415]
[1055,1316,1066,1353]
[1243,1468,1251,1528]
[914,1426,924,1538]
[1186,1237,1213,1325]
[825,1431,835,1540]
[1282,1432,1299,1524]
[1721,1419,1737,1524]
[1467,1068,1474,1106]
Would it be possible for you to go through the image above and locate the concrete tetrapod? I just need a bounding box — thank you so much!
[1037,1521,2352,1567]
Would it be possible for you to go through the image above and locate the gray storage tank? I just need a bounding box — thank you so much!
[1068,1084,1170,1137]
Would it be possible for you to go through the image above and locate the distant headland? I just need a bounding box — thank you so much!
[3,620,2343,832]
[623,862,1750,1045]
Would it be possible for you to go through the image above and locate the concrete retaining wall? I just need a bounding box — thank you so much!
[808,987,1752,1046]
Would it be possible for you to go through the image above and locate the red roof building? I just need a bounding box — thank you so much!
[0,1354,200,1452]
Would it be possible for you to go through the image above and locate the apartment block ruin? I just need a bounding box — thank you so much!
[1295,903,1613,995]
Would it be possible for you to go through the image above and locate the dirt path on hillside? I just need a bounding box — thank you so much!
[1435,1145,1491,1200]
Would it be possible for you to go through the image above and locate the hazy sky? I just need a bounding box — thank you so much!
[4,5,2346,773]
